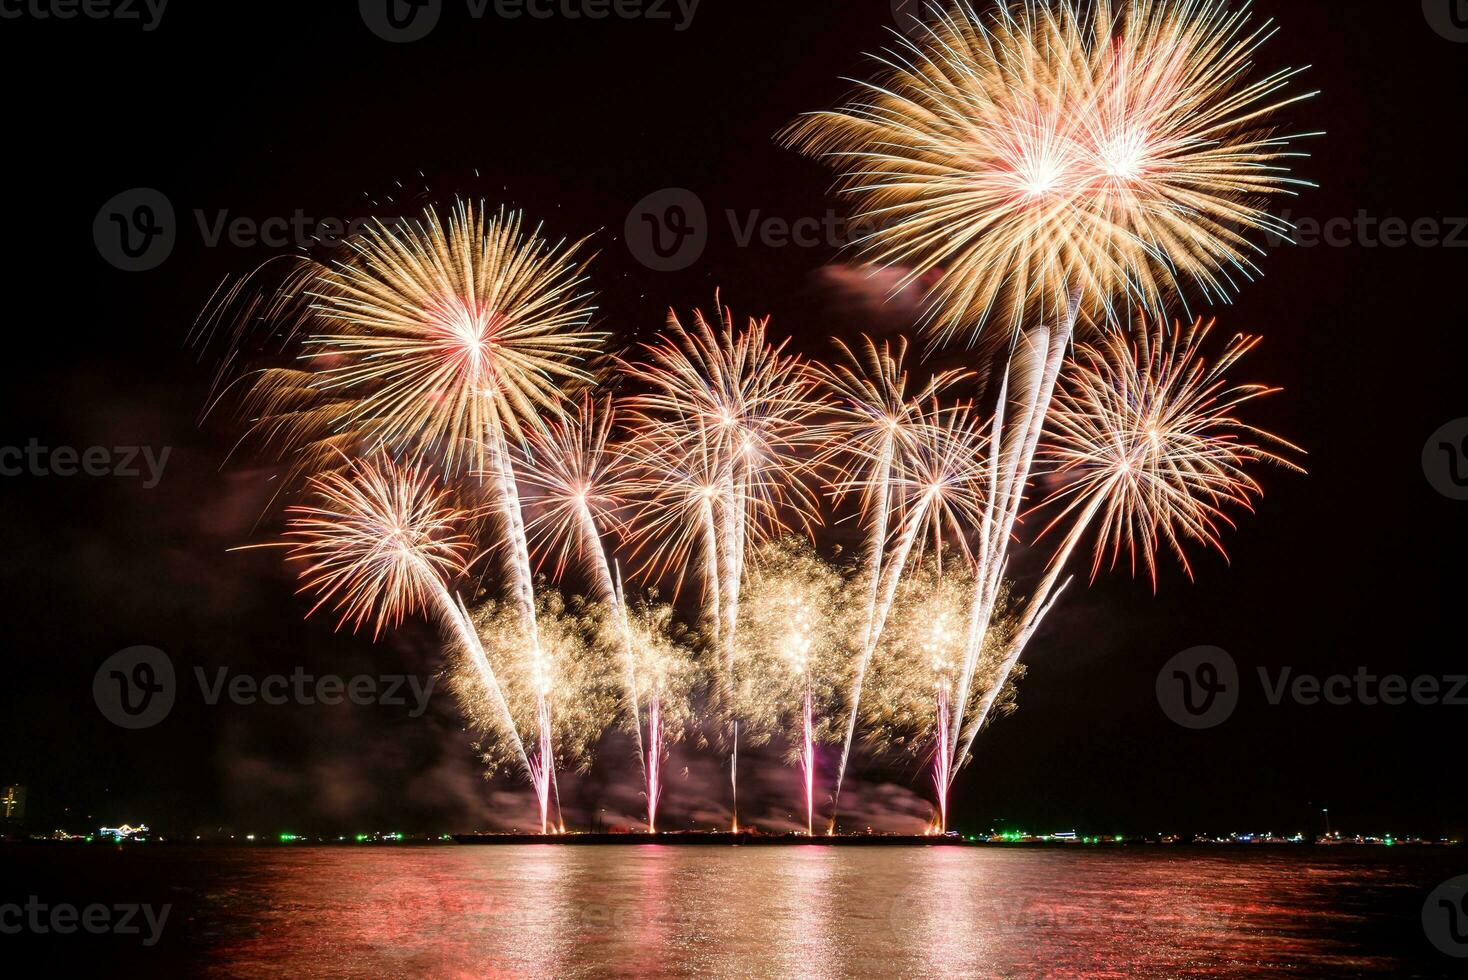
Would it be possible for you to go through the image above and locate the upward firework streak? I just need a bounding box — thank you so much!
[813,339,967,825]
[520,396,663,825]
[623,301,824,828]
[825,400,988,825]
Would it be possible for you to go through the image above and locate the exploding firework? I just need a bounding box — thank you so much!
[622,300,825,631]
[464,592,619,833]
[785,0,1315,341]
[279,455,476,639]
[1040,316,1303,585]
[603,601,701,833]
[953,315,1300,781]
[215,201,604,478]
[273,456,533,785]
[863,556,1021,831]
[730,539,857,834]
[520,393,631,604]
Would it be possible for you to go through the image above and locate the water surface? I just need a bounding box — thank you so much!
[4,845,1460,977]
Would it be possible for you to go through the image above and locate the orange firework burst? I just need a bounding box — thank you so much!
[1039,315,1304,586]
[785,0,1316,341]
[281,456,476,638]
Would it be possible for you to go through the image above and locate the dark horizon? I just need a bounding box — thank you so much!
[3,0,1466,843]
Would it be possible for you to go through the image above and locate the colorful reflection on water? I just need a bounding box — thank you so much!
[4,845,1459,976]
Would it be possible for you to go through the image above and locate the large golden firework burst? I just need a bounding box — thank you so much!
[226,200,604,478]
[785,0,1316,342]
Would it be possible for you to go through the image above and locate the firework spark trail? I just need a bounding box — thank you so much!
[521,399,653,814]
[801,686,815,837]
[486,426,561,830]
[645,694,664,833]
[933,686,951,834]
[948,306,1075,778]
[829,402,986,821]
[955,317,1302,775]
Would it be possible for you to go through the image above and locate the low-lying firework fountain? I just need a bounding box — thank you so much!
[198,0,1312,837]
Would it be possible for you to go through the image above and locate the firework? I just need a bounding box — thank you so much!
[280,456,474,638]
[955,315,1300,778]
[466,592,619,833]
[216,202,601,473]
[827,398,989,821]
[521,394,630,602]
[784,0,1315,342]
[622,300,826,828]
[731,539,856,834]
[623,300,824,645]
[274,456,533,783]
[605,601,701,832]
[863,556,1021,832]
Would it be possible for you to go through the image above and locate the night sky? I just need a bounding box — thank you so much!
[2,0,1465,839]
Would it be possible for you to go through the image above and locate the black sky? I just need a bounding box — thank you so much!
[2,0,1466,839]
